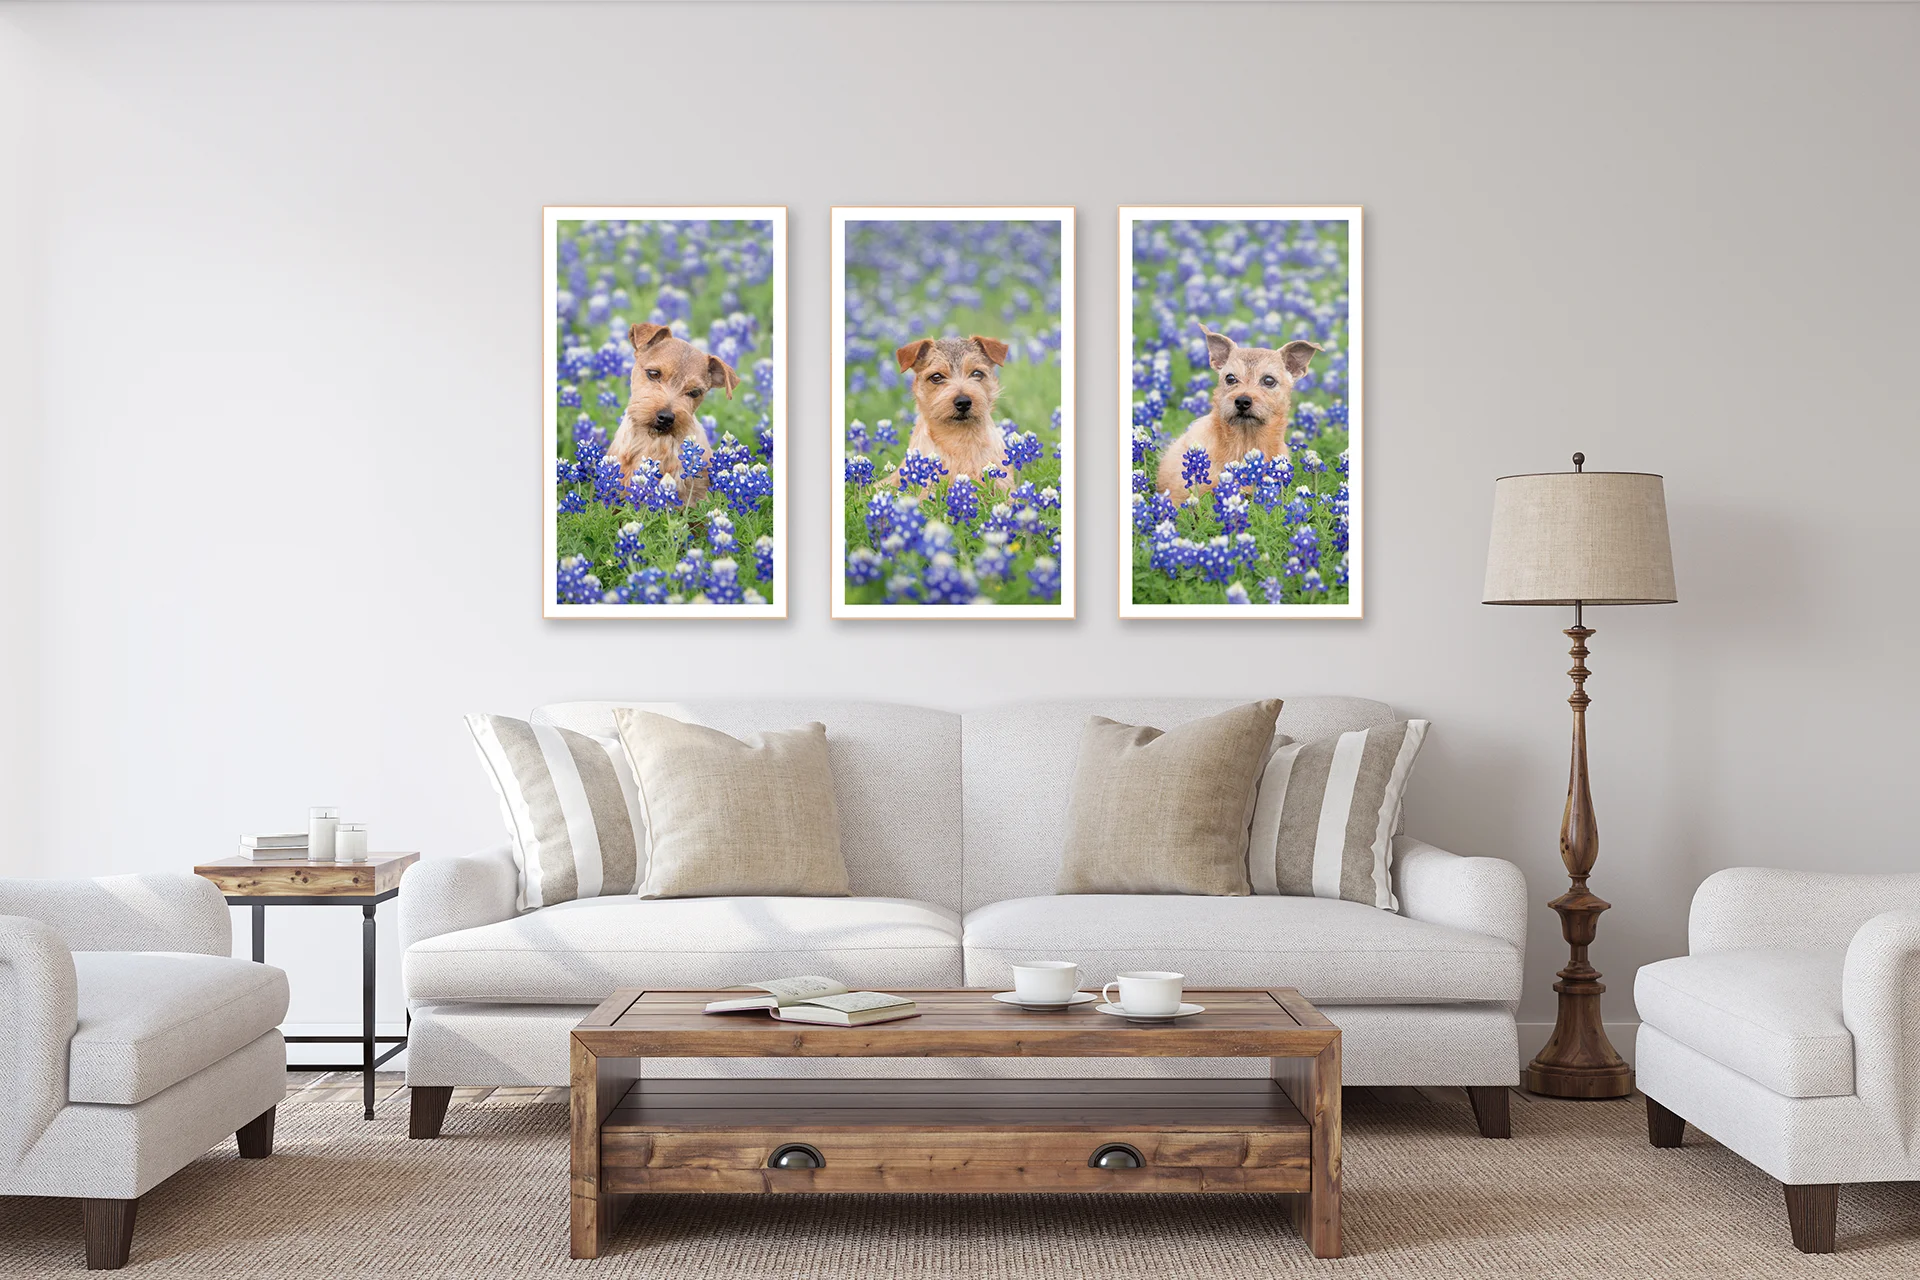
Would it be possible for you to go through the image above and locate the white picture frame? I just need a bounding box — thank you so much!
[831,206,1075,619]
[1118,205,1362,620]
[544,205,786,619]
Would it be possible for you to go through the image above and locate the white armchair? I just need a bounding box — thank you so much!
[1635,867,1920,1253]
[1,874,290,1269]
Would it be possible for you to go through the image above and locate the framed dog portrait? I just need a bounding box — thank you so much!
[1119,206,1362,619]
[543,206,786,618]
[831,207,1075,618]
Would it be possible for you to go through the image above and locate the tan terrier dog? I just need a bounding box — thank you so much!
[889,335,1014,492]
[609,322,739,505]
[1157,323,1322,503]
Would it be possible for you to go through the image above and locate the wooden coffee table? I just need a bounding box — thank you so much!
[569,988,1340,1259]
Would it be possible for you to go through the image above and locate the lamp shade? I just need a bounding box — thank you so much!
[1483,469,1676,606]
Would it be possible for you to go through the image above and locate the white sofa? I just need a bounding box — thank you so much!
[402,698,1528,1139]
[1636,868,1920,1253]
[1,874,289,1270]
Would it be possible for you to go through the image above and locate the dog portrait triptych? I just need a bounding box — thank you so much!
[544,204,1360,621]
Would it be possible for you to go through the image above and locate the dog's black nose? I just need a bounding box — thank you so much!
[653,409,675,429]
[953,395,973,415]
[1234,395,1253,413]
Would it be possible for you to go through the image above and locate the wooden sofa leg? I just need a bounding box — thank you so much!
[1646,1095,1686,1148]
[237,1105,277,1158]
[82,1197,137,1270]
[1466,1086,1511,1138]
[410,1085,453,1139]
[1784,1183,1838,1254]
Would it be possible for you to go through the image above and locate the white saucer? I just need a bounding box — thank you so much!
[1094,1002,1206,1022]
[992,990,1098,1011]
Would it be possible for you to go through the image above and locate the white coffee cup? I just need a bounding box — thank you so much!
[1009,961,1082,1004]
[1101,970,1185,1016]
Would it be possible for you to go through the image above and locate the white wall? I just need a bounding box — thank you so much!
[3,2,1916,1046]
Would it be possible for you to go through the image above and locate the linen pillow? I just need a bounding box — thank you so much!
[1249,719,1431,910]
[1054,699,1283,897]
[465,713,645,911]
[613,709,850,899]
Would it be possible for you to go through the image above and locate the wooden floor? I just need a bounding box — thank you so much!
[283,1072,569,1110]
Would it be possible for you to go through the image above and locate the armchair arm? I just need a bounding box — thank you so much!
[1841,908,1920,1146]
[0,873,230,956]
[0,916,78,1166]
[1690,868,1920,954]
[399,845,519,952]
[1393,837,1528,953]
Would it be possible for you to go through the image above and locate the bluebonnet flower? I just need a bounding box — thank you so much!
[702,558,744,605]
[612,567,669,605]
[982,465,1009,484]
[1225,582,1252,605]
[898,449,948,489]
[614,522,645,564]
[754,535,774,581]
[708,511,737,554]
[1028,556,1061,599]
[865,491,897,542]
[1293,402,1323,440]
[679,438,708,483]
[845,455,874,486]
[1218,492,1251,535]
[710,432,752,474]
[559,384,581,409]
[885,573,920,605]
[847,420,871,454]
[626,459,681,511]
[753,358,774,399]
[556,556,601,605]
[1181,447,1212,490]
[1260,576,1285,604]
[1327,400,1348,427]
[1300,449,1326,475]
[1051,406,1062,432]
[559,491,587,514]
[923,553,977,605]
[947,474,979,524]
[671,548,707,594]
[1337,449,1350,477]
[874,419,899,446]
[711,461,773,513]
[1180,390,1211,416]
[1133,490,1177,535]
[1132,469,1150,495]
[1195,536,1236,584]
[847,548,883,586]
[918,521,957,558]
[597,388,622,410]
[560,346,594,381]
[1282,487,1315,524]
[1002,431,1043,472]
[593,340,625,379]
[698,414,718,443]
[1131,430,1153,466]
[757,417,773,459]
[973,532,1012,581]
[1333,555,1349,588]
[1034,486,1060,511]
[593,457,630,507]
[1289,525,1320,567]
[1302,569,1326,593]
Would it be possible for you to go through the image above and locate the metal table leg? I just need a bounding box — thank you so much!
[362,903,376,1121]
[251,903,265,964]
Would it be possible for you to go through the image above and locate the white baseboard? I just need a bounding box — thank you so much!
[1517,1020,1640,1070]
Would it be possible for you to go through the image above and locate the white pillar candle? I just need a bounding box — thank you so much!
[308,807,339,863]
[335,823,368,863]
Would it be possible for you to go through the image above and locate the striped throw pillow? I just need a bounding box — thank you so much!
[465,713,645,910]
[1248,720,1430,910]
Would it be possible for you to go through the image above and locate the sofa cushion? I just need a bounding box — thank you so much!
[404,896,963,1004]
[1634,950,1853,1098]
[69,952,290,1105]
[961,895,1520,1004]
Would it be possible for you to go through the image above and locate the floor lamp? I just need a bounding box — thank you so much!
[1483,453,1677,1099]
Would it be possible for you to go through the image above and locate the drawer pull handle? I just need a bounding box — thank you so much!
[1089,1143,1144,1169]
[769,1143,824,1170]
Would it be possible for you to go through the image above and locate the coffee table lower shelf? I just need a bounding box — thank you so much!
[582,1077,1329,1253]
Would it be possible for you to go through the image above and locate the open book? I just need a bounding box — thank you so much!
[704,976,919,1027]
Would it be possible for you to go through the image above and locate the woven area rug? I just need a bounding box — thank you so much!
[4,1085,1919,1277]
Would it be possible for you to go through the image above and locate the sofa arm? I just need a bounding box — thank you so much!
[0,873,231,956]
[399,845,519,952]
[0,916,78,1165]
[1842,908,1920,1145]
[1393,837,1528,954]
[1691,868,1920,954]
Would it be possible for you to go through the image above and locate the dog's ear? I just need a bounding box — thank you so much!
[895,339,933,373]
[969,335,1011,366]
[1279,340,1323,379]
[706,354,740,398]
[629,322,673,352]
[1198,323,1235,370]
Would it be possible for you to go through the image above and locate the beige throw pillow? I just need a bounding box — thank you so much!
[613,709,850,899]
[1054,700,1283,896]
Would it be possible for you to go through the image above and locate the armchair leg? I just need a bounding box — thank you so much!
[1466,1086,1511,1138]
[1783,1183,1838,1254]
[82,1197,137,1270]
[237,1105,276,1158]
[410,1085,453,1139]
[1646,1095,1686,1148]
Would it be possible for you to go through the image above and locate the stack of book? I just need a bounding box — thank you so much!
[239,833,308,861]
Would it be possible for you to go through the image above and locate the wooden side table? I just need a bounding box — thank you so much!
[193,853,419,1120]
